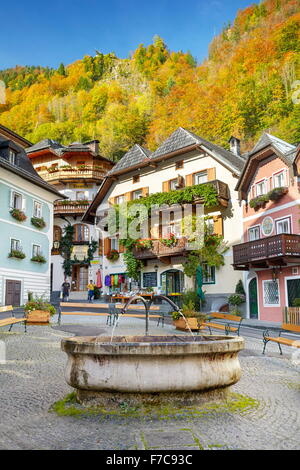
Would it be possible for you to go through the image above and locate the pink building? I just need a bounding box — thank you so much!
[233,133,300,322]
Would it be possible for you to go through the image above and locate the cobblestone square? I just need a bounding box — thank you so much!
[0,318,299,450]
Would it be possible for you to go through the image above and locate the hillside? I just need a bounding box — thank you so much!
[0,0,300,159]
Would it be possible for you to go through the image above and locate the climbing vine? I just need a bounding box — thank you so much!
[59,225,98,277]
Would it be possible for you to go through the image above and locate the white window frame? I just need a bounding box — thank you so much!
[272,169,286,189]
[248,225,260,241]
[11,191,23,210]
[10,238,21,251]
[263,279,280,307]
[111,238,119,251]
[9,149,17,165]
[275,216,291,235]
[194,171,208,185]
[32,244,41,257]
[132,189,143,200]
[202,264,216,285]
[255,179,267,196]
[33,200,42,218]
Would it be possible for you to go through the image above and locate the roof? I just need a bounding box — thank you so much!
[107,144,152,176]
[150,127,246,173]
[0,124,32,148]
[235,133,298,193]
[0,156,65,198]
[25,138,64,154]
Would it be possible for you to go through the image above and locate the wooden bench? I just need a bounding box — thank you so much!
[0,305,27,332]
[262,323,300,355]
[58,302,162,326]
[206,312,243,336]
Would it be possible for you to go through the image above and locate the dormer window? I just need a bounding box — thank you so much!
[255,180,266,196]
[9,149,17,165]
[273,171,286,189]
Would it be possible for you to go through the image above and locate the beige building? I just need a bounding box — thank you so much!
[83,128,246,310]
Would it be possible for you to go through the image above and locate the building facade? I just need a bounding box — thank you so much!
[26,139,113,293]
[84,127,246,311]
[233,133,300,322]
[0,125,63,306]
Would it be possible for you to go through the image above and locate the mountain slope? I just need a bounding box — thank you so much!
[0,0,299,159]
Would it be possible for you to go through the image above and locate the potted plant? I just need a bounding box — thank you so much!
[160,232,177,248]
[31,216,46,229]
[228,293,245,316]
[268,187,288,201]
[24,296,56,324]
[106,249,119,261]
[10,208,27,222]
[8,249,26,259]
[172,301,207,331]
[136,239,153,250]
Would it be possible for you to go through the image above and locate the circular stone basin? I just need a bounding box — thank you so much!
[61,335,244,406]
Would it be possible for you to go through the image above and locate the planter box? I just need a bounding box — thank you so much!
[173,317,206,331]
[26,310,50,325]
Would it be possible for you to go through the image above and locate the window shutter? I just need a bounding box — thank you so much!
[125,192,132,202]
[213,215,223,236]
[119,240,125,253]
[186,174,193,187]
[162,181,169,192]
[103,237,111,255]
[142,187,149,197]
[98,238,103,256]
[108,197,116,205]
[207,168,216,181]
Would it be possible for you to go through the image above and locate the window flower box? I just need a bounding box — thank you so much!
[106,250,119,261]
[10,208,27,222]
[31,255,47,264]
[268,187,288,201]
[31,216,46,229]
[8,249,26,259]
[160,233,178,248]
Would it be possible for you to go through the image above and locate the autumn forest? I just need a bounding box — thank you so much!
[0,0,300,159]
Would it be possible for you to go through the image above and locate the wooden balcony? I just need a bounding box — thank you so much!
[54,201,91,216]
[133,238,188,260]
[233,234,300,270]
[194,180,230,208]
[38,167,106,183]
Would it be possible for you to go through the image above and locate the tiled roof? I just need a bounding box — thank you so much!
[107,144,152,175]
[150,127,245,173]
[26,139,64,154]
[250,133,296,156]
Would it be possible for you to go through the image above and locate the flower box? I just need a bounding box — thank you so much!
[173,317,206,331]
[10,208,27,222]
[26,310,50,325]
[8,250,26,259]
[31,216,46,229]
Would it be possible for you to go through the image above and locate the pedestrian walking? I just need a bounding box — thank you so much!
[61,279,71,302]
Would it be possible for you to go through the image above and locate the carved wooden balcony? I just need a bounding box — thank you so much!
[233,234,300,270]
[133,238,188,260]
[54,201,91,216]
[38,166,106,183]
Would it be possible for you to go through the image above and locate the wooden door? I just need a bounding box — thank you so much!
[249,278,258,319]
[5,280,21,306]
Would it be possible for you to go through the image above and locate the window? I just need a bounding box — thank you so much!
[273,171,285,188]
[76,191,86,201]
[205,218,214,234]
[33,201,42,218]
[175,160,184,170]
[194,171,208,185]
[73,224,89,242]
[32,244,41,257]
[132,189,143,200]
[111,238,119,251]
[9,150,17,165]
[263,280,280,306]
[276,217,291,234]
[202,264,215,284]
[169,179,178,191]
[115,195,125,205]
[53,226,62,241]
[133,175,140,184]
[248,226,260,241]
[11,239,21,251]
[256,180,266,196]
[11,191,22,210]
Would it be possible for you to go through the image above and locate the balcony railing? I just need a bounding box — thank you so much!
[133,238,188,260]
[54,201,91,215]
[38,167,106,182]
[192,180,229,207]
[233,234,300,268]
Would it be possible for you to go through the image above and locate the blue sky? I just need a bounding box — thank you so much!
[1,0,255,69]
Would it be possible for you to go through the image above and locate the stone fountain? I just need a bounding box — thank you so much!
[61,295,244,407]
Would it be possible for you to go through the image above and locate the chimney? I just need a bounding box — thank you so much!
[84,140,99,155]
[229,136,241,156]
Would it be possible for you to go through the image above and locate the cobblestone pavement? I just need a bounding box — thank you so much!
[0,318,299,450]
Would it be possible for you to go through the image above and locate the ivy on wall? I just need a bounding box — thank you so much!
[59,225,98,277]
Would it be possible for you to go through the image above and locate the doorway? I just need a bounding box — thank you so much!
[5,280,21,306]
[161,269,184,295]
[72,265,89,291]
[249,277,258,319]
